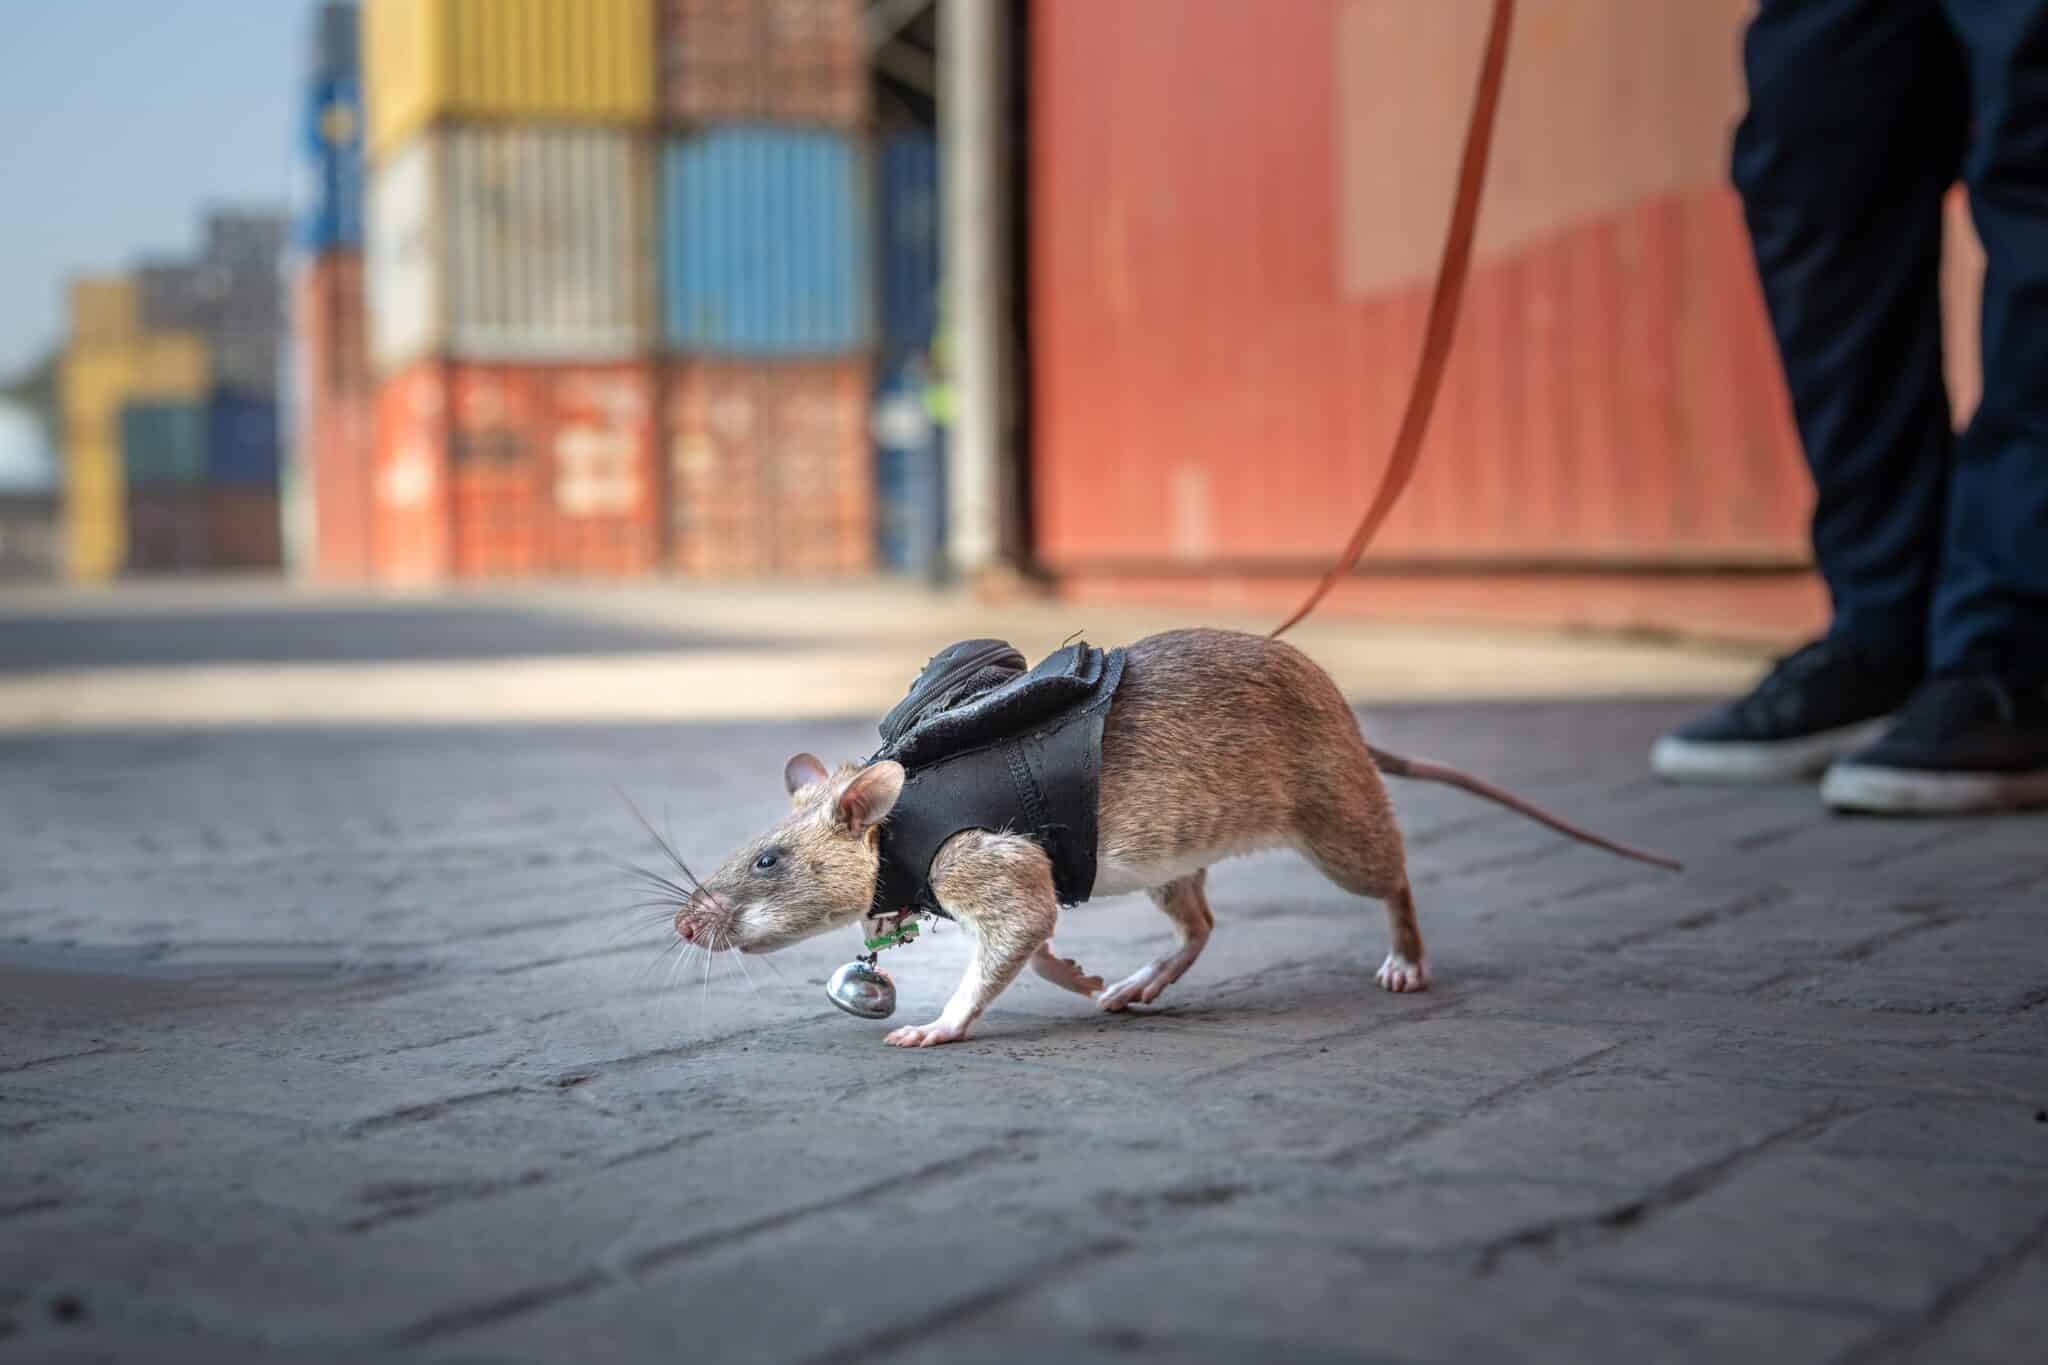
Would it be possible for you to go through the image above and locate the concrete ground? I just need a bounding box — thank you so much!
[2,582,2044,1363]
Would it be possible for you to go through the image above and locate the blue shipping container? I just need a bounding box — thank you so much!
[662,127,873,355]
[298,74,363,252]
[208,394,282,486]
[120,402,210,486]
[877,130,939,354]
[871,353,947,576]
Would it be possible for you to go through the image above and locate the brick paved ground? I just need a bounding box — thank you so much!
[2,592,2045,1363]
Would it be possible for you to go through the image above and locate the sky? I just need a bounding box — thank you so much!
[0,1,314,382]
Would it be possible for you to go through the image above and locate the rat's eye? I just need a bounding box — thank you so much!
[752,851,780,873]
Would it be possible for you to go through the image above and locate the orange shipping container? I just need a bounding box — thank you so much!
[372,360,660,582]
[297,253,376,581]
[665,359,872,576]
[1029,0,1820,625]
[371,362,456,584]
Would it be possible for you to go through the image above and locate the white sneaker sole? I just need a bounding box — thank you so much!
[1820,763,2048,814]
[1650,718,1892,784]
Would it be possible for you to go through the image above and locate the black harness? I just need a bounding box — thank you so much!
[867,638,1126,919]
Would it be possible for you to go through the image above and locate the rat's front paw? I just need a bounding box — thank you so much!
[884,1020,971,1047]
[1375,953,1431,993]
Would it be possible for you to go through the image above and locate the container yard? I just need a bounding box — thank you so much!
[29,0,1980,631]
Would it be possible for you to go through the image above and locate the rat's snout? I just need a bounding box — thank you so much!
[673,890,732,950]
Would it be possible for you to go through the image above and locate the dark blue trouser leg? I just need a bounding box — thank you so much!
[1935,0,2048,679]
[1733,0,1967,661]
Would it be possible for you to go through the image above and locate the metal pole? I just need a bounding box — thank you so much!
[939,0,1009,576]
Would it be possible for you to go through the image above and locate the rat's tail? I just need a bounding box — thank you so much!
[1368,744,1682,873]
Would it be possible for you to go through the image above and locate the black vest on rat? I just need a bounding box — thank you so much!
[868,638,1126,919]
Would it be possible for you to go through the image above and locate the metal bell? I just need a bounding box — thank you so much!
[825,957,896,1019]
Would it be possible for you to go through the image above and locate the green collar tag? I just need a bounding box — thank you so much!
[863,919,922,953]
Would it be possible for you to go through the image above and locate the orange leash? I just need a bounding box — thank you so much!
[1271,0,1517,639]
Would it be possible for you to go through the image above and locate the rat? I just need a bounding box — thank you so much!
[671,626,1677,1047]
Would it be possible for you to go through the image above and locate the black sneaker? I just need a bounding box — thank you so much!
[1650,637,1922,783]
[1821,675,2048,814]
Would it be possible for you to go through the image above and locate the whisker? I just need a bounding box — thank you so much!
[616,788,727,915]
[699,940,714,1034]
[614,860,693,903]
[750,951,795,995]
[726,948,761,998]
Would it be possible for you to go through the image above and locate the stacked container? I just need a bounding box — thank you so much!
[361,0,661,582]
[295,2,376,579]
[658,0,876,575]
[136,214,290,570]
[58,276,212,580]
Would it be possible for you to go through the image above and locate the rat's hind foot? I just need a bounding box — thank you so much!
[1375,952,1431,993]
[1096,943,1204,1012]
[884,1018,972,1047]
[1031,943,1105,997]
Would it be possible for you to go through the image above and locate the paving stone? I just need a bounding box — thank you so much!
[5,673,2045,1362]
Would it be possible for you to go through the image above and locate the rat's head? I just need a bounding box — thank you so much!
[673,754,904,955]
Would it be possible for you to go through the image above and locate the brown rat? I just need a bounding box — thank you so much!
[672,627,1676,1047]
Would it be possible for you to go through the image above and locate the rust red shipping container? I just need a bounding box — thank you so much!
[299,253,376,581]
[372,361,660,582]
[1027,0,1842,637]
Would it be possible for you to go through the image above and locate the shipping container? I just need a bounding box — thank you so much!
[545,363,660,575]
[68,276,139,348]
[871,351,945,574]
[209,393,282,485]
[119,400,209,486]
[207,487,284,568]
[877,129,939,356]
[666,358,871,574]
[0,495,59,580]
[124,488,209,573]
[1029,0,1815,625]
[370,360,455,582]
[660,126,872,355]
[363,0,656,159]
[139,220,287,395]
[296,253,377,578]
[659,0,866,126]
[372,359,659,580]
[204,212,289,276]
[60,333,211,581]
[137,261,216,333]
[368,126,652,372]
[300,74,367,251]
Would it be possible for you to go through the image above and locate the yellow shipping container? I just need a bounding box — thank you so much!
[60,334,210,582]
[364,0,654,159]
[68,275,139,349]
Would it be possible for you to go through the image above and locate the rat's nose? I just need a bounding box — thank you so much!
[674,909,697,941]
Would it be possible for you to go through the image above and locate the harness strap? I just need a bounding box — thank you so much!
[1270,0,1517,639]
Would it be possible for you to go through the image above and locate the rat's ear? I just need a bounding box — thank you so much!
[836,761,904,834]
[784,753,829,796]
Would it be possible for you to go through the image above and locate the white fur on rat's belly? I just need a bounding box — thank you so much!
[1087,835,1286,899]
